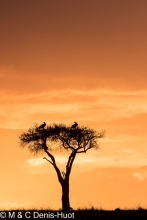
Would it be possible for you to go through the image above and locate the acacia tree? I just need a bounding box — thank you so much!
[19,123,104,211]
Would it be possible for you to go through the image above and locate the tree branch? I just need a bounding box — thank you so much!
[58,135,75,151]
[43,157,53,164]
[66,150,76,178]
[43,148,64,184]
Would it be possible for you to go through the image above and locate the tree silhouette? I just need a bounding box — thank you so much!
[19,122,104,211]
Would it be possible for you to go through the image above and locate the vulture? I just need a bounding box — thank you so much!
[38,122,46,129]
[71,122,78,129]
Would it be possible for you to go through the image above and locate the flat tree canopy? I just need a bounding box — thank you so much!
[19,123,104,153]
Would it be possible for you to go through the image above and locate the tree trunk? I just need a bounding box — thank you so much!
[61,180,70,212]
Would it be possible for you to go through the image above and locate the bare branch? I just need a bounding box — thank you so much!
[43,157,53,165]
[58,135,75,151]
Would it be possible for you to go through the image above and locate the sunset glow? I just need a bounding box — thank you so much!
[0,0,147,210]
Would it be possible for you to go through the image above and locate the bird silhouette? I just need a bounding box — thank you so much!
[71,122,78,129]
[38,122,46,129]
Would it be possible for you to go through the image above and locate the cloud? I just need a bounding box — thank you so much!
[133,172,145,181]
[0,66,20,79]
[26,155,97,167]
[0,201,30,209]
[116,148,138,154]
[1,89,147,129]
[27,158,46,167]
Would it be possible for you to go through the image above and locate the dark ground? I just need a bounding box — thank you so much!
[1,208,147,220]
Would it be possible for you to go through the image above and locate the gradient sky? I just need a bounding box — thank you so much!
[0,0,147,210]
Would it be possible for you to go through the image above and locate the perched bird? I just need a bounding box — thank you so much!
[38,122,46,129]
[71,122,78,129]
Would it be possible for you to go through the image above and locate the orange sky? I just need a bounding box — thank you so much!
[0,0,147,210]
